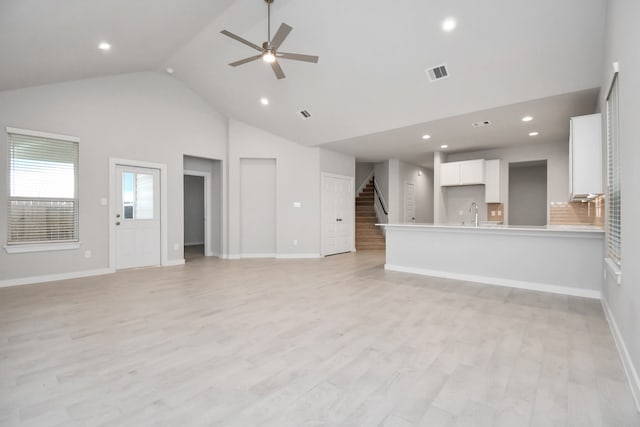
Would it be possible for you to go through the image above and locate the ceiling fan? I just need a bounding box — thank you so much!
[220,0,319,80]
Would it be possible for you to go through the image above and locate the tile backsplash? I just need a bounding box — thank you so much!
[549,196,604,228]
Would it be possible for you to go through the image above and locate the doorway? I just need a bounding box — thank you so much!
[113,164,161,269]
[404,181,416,223]
[183,174,205,261]
[321,173,354,256]
[508,160,548,226]
[183,156,222,259]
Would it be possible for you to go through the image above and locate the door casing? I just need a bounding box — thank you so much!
[109,158,169,270]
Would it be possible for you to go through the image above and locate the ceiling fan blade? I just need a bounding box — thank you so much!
[271,61,286,80]
[270,23,293,50]
[277,52,319,63]
[229,54,263,67]
[220,30,262,51]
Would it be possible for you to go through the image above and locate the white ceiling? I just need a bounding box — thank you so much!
[0,0,608,164]
[0,0,234,90]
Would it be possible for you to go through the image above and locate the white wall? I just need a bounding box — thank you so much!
[319,148,355,179]
[183,155,223,255]
[374,161,389,209]
[445,185,486,225]
[355,162,374,193]
[398,161,433,223]
[183,175,205,245]
[447,140,569,224]
[0,72,227,282]
[227,119,321,258]
[600,0,640,408]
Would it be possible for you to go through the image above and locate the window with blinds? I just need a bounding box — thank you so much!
[606,73,621,266]
[7,128,79,245]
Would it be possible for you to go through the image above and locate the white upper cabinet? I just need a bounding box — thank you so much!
[440,159,485,186]
[570,113,602,200]
[484,159,501,203]
[459,160,485,185]
[440,162,461,186]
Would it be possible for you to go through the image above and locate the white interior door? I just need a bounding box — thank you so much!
[115,165,160,269]
[322,174,352,256]
[404,181,416,223]
[240,158,276,257]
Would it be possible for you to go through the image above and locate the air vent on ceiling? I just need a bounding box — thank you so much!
[472,120,492,128]
[426,64,449,82]
[299,109,311,119]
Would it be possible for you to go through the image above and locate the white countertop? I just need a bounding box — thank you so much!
[378,223,604,234]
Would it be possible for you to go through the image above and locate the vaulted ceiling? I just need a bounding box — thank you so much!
[0,0,608,165]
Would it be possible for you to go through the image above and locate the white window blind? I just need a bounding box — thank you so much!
[606,73,621,266]
[7,129,79,245]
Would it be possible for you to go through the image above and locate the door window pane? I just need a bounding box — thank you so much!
[121,171,154,220]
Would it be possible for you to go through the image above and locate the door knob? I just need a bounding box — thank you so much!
[116,221,121,226]
[116,213,121,218]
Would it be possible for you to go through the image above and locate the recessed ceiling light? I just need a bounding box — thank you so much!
[440,144,449,149]
[529,131,539,136]
[98,42,111,51]
[522,116,533,122]
[422,134,431,140]
[260,97,269,106]
[441,17,457,32]
[166,67,174,74]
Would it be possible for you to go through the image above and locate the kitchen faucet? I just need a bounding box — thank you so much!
[469,201,479,227]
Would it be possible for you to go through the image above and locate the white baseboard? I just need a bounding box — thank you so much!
[0,268,115,288]
[184,241,204,246]
[240,253,276,259]
[275,253,322,259]
[163,259,185,266]
[205,252,220,257]
[384,264,601,299]
[602,297,640,412]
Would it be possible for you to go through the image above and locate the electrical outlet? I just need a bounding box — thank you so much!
[491,210,496,216]
[84,250,91,259]
[173,243,179,251]
[458,210,464,215]
[497,210,502,216]
[293,239,298,246]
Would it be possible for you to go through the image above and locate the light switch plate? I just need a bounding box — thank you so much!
[293,202,302,208]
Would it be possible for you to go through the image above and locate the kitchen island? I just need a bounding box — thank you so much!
[379,223,604,298]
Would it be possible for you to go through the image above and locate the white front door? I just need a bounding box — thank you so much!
[322,174,353,256]
[114,165,161,269]
[404,181,416,223]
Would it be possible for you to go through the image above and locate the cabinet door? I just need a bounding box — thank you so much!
[484,159,501,202]
[460,160,485,185]
[440,163,460,186]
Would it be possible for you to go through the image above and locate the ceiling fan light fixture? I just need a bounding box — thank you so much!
[263,51,276,63]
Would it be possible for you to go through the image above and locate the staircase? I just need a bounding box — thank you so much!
[356,179,386,250]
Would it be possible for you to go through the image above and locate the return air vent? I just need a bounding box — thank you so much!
[472,120,492,128]
[426,64,449,82]
[299,109,311,119]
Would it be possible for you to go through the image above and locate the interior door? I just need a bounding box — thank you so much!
[322,174,352,256]
[404,181,416,222]
[115,165,161,269]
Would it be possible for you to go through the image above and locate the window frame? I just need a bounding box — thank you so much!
[5,127,80,253]
[605,71,622,283]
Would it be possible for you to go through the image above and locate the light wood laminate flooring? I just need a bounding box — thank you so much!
[1,251,638,426]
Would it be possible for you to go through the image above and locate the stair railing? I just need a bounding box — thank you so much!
[372,177,388,227]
